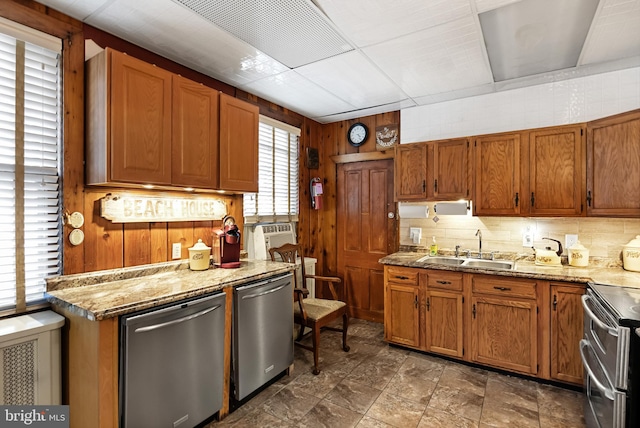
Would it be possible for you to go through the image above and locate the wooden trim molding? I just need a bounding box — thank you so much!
[330,150,394,164]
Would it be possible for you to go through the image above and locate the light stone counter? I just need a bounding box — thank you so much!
[45,259,295,321]
[379,252,640,289]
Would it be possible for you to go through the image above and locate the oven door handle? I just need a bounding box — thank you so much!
[581,295,618,337]
[580,340,615,401]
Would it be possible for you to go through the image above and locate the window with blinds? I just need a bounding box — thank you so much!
[243,117,299,223]
[0,20,62,312]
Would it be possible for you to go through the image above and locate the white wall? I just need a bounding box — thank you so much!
[398,67,640,258]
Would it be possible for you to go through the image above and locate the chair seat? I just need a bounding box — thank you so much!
[294,298,346,322]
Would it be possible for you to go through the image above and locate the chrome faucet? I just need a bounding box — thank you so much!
[475,229,482,259]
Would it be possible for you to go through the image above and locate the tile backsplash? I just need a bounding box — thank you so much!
[399,203,640,259]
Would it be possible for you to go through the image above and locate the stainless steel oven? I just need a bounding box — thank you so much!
[582,283,640,428]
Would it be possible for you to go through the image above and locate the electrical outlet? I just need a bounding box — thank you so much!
[172,243,182,259]
[565,234,578,252]
[522,226,533,247]
[409,227,422,244]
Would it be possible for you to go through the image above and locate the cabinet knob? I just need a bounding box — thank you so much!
[414,295,418,308]
[436,280,451,285]
[426,298,430,311]
[493,286,511,291]
[553,294,557,310]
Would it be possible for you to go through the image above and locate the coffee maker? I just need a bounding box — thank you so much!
[213,215,241,268]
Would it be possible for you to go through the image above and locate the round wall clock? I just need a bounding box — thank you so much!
[347,122,369,147]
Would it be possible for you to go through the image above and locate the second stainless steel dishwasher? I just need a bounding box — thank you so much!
[233,273,293,400]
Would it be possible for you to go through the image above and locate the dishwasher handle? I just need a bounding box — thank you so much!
[579,339,615,401]
[134,304,221,333]
[241,283,287,300]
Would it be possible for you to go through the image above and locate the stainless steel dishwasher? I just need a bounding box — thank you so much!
[120,292,226,428]
[233,273,293,400]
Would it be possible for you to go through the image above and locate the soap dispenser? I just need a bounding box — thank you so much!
[429,236,438,256]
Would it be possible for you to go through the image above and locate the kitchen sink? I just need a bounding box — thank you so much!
[416,255,514,270]
[461,259,514,270]
[416,256,465,266]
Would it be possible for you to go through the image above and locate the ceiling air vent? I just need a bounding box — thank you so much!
[172,0,354,68]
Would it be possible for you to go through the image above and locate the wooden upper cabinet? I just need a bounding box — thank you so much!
[433,138,469,200]
[527,125,585,216]
[586,109,640,217]
[86,48,172,186]
[171,75,220,188]
[473,132,521,216]
[219,93,259,192]
[395,143,428,200]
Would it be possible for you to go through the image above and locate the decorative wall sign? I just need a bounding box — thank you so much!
[100,193,227,223]
[375,124,399,151]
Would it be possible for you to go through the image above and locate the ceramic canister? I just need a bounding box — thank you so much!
[622,235,640,272]
[188,239,211,271]
[568,241,589,267]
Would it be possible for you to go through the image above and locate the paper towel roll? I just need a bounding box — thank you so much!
[398,203,429,218]
[434,201,469,215]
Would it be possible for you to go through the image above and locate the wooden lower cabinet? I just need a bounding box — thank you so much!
[384,267,421,348]
[424,271,464,358]
[550,283,585,385]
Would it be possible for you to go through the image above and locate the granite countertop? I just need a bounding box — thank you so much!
[379,252,640,289]
[45,259,295,321]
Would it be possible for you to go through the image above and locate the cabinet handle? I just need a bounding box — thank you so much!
[395,275,409,280]
[493,286,511,291]
[414,295,418,309]
[426,298,430,311]
[587,190,592,207]
[472,304,476,319]
[531,192,535,206]
[436,280,451,285]
[434,179,438,192]
[553,294,557,310]
[515,192,519,207]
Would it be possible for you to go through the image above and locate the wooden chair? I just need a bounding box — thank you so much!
[269,243,349,375]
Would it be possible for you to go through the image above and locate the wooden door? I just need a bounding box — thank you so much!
[470,295,537,374]
[219,93,259,192]
[425,290,464,358]
[528,125,585,216]
[171,75,219,188]
[338,159,395,322]
[385,282,420,347]
[587,109,640,216]
[433,138,469,200]
[395,143,427,200]
[550,283,585,385]
[473,133,521,216]
[110,49,172,185]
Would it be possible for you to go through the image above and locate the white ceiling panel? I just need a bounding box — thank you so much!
[295,51,409,108]
[363,16,493,98]
[31,0,640,122]
[240,70,355,119]
[580,0,640,65]
[315,0,472,48]
[85,0,288,86]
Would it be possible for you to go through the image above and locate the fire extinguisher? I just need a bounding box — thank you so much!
[310,177,323,210]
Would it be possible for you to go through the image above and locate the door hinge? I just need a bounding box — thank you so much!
[536,306,539,314]
[581,129,584,136]
[467,141,469,148]
[537,364,539,372]
[462,348,465,356]
[472,304,476,319]
[462,296,464,304]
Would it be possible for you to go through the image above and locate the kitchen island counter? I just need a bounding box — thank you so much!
[46,259,294,320]
[379,252,640,288]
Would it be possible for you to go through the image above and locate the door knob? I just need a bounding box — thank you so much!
[387,212,395,219]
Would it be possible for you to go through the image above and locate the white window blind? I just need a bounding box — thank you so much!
[244,116,299,223]
[0,23,62,312]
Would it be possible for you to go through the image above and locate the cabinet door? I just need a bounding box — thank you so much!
[425,290,463,358]
[528,125,585,216]
[433,138,469,200]
[587,109,640,216]
[395,143,427,200]
[470,295,537,374]
[110,50,172,185]
[171,75,219,188]
[550,283,584,385]
[219,93,259,192]
[384,282,420,348]
[473,133,521,216]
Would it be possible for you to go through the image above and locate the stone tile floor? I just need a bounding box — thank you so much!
[207,319,585,428]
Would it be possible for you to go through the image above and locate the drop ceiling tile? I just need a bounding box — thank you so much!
[315,0,472,47]
[34,0,112,21]
[474,0,524,13]
[240,70,355,119]
[295,51,409,108]
[363,16,493,98]
[580,0,640,65]
[83,0,288,86]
